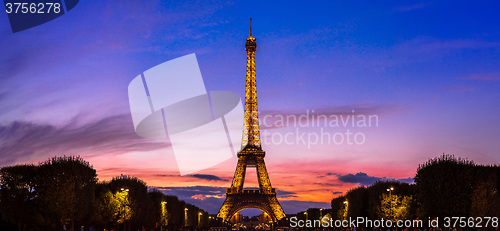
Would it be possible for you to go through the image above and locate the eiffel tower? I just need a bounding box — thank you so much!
[217,18,286,223]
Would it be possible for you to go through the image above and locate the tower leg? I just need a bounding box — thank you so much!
[230,157,247,192]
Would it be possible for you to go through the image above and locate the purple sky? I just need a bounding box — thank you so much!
[1,0,499,215]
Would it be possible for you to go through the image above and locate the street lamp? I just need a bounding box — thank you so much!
[387,187,394,220]
[119,188,130,231]
[160,201,167,231]
[184,208,189,227]
[343,201,348,219]
[198,212,203,227]
[320,208,323,218]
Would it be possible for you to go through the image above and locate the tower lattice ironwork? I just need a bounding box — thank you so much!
[217,18,286,223]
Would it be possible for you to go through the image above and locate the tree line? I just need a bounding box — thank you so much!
[0,156,210,231]
[327,154,499,227]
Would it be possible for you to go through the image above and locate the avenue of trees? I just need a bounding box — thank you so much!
[329,154,499,226]
[1,154,498,230]
[0,156,209,231]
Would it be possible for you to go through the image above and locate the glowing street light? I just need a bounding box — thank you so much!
[118,188,130,231]
[342,201,348,219]
[160,201,168,231]
[387,187,394,220]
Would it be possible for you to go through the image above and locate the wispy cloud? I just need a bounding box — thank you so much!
[464,73,500,81]
[0,114,168,166]
[440,85,476,93]
[189,174,229,182]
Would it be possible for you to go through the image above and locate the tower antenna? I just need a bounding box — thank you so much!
[249,18,252,36]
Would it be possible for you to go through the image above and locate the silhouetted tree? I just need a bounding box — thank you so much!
[0,164,39,231]
[164,195,185,229]
[331,196,346,220]
[108,175,149,230]
[306,208,321,220]
[145,190,168,230]
[468,165,500,217]
[94,186,119,228]
[345,187,369,219]
[414,154,476,218]
[36,156,97,231]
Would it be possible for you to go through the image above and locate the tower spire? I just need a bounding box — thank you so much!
[249,18,253,36]
[242,17,259,149]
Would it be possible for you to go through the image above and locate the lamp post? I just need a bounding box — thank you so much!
[184,208,189,227]
[160,201,167,231]
[119,188,130,231]
[304,212,308,220]
[387,187,394,220]
[320,208,323,219]
[343,201,348,219]
[198,212,202,228]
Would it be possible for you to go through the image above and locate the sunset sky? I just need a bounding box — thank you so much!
[1,0,499,215]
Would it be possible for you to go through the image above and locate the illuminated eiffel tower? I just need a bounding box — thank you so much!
[217,18,286,223]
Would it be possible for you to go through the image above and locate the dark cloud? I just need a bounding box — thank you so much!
[326,172,341,176]
[152,186,227,213]
[154,186,296,200]
[0,114,168,166]
[189,174,229,182]
[277,189,297,199]
[396,177,415,184]
[332,191,342,195]
[337,172,381,186]
[314,182,342,187]
[153,186,226,198]
[152,186,310,214]
[280,200,331,214]
[337,172,414,186]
